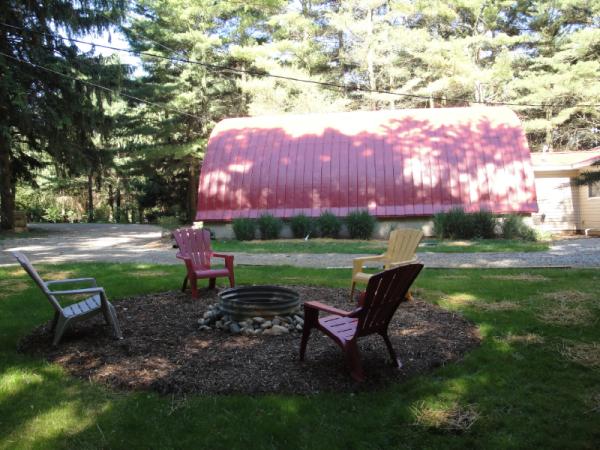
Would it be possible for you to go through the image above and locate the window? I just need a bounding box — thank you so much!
[589,181,600,198]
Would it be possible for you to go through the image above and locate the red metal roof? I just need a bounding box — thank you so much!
[196,106,538,221]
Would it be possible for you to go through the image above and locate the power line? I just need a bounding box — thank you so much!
[2,21,600,108]
[0,51,203,120]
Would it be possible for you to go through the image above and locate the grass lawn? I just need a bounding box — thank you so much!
[212,238,550,254]
[0,263,598,449]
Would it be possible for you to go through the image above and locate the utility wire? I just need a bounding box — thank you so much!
[2,21,600,108]
[0,50,203,120]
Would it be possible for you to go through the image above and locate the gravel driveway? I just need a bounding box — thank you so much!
[1,223,599,268]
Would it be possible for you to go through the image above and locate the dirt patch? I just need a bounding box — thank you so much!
[474,301,521,312]
[482,274,549,282]
[537,304,595,326]
[543,290,593,304]
[18,286,480,396]
[411,401,480,432]
[498,333,545,345]
[559,340,600,369]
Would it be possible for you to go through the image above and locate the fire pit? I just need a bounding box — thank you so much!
[218,285,300,321]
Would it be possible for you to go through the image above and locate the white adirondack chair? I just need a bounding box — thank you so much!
[12,251,123,345]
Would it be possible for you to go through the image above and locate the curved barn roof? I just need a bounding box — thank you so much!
[196,106,538,221]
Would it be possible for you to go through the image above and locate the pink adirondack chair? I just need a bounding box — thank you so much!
[300,263,424,382]
[173,228,235,298]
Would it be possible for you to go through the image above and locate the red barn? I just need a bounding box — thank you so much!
[196,106,538,238]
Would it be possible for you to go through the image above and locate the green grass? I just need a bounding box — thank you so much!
[1,263,598,449]
[211,238,550,254]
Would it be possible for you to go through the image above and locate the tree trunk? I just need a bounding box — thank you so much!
[108,183,114,222]
[0,135,15,230]
[366,8,377,109]
[115,184,121,223]
[87,171,94,223]
[188,157,198,222]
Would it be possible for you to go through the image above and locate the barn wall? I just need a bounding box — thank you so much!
[531,170,579,232]
[578,167,600,230]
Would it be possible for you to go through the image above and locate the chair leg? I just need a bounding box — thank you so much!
[50,311,59,332]
[190,277,199,299]
[300,308,319,361]
[105,303,123,339]
[350,282,356,301]
[345,340,365,382]
[381,331,402,368]
[228,271,235,287]
[52,316,69,346]
[299,325,312,361]
[208,278,216,289]
[181,275,189,293]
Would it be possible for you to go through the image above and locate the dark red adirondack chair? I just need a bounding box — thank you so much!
[173,228,235,298]
[300,263,423,382]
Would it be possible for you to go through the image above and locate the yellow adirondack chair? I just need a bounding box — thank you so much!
[350,228,424,300]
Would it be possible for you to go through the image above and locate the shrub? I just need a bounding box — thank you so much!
[434,208,498,239]
[257,214,283,239]
[501,215,537,241]
[433,208,473,239]
[346,210,376,239]
[317,210,342,238]
[471,210,496,239]
[157,215,180,230]
[290,214,314,238]
[232,218,256,241]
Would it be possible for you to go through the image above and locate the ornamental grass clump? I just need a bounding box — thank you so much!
[290,214,314,238]
[257,214,283,240]
[232,218,256,241]
[501,214,537,241]
[316,210,342,238]
[346,210,376,239]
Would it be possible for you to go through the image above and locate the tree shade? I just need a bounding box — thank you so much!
[196,107,538,222]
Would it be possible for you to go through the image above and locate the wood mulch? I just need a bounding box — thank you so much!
[18,286,480,395]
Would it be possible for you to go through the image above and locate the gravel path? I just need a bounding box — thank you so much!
[1,223,599,268]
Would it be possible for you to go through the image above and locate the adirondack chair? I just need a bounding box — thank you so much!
[12,251,123,346]
[300,263,423,381]
[172,227,235,298]
[350,228,423,300]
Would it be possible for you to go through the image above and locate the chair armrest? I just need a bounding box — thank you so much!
[387,257,418,268]
[48,287,105,296]
[212,253,233,260]
[176,252,189,260]
[213,253,234,272]
[46,278,97,287]
[304,301,354,317]
[352,254,385,277]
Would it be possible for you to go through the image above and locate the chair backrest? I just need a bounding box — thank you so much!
[172,228,213,269]
[384,228,423,263]
[12,251,62,312]
[356,263,423,336]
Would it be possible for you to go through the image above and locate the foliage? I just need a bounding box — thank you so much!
[470,210,496,239]
[316,211,342,238]
[435,209,501,240]
[289,214,314,238]
[232,218,256,241]
[501,215,538,241]
[157,216,180,231]
[434,208,471,239]
[345,210,376,239]
[257,214,283,240]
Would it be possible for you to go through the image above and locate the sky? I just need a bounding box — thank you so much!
[77,28,145,77]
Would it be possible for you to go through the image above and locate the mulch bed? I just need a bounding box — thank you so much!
[18,286,480,395]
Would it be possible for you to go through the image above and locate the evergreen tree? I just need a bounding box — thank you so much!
[0,0,125,229]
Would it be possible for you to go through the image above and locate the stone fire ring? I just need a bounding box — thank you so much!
[218,285,300,320]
